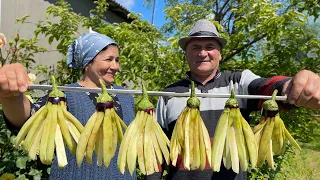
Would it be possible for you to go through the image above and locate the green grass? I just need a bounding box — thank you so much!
[275,123,320,180]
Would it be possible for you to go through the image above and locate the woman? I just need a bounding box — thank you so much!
[0,33,136,180]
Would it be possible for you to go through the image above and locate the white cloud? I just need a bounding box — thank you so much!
[115,0,135,10]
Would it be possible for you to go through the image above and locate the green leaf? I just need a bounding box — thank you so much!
[48,36,55,44]
[15,174,27,180]
[47,167,51,175]
[16,157,29,169]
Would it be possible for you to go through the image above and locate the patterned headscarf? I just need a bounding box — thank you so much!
[66,33,118,69]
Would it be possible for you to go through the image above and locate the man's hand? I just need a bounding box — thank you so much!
[0,63,29,99]
[282,70,320,110]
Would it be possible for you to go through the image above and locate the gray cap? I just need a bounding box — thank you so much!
[178,19,227,51]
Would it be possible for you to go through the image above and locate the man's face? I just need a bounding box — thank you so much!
[185,38,222,77]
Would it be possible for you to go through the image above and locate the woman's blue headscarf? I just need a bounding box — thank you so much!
[66,33,118,69]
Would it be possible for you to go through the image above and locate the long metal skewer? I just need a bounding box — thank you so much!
[28,84,288,101]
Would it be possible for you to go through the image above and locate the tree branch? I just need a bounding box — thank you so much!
[219,0,231,15]
[231,11,239,35]
[221,6,232,19]
[216,0,219,15]
[226,12,235,35]
[223,34,267,62]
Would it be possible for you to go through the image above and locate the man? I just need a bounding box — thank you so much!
[154,19,320,180]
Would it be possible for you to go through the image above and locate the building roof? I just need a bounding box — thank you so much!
[107,0,133,23]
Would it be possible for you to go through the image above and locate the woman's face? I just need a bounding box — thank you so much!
[85,45,120,86]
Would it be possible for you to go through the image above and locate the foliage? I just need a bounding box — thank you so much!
[161,0,320,64]
[288,0,320,20]
[0,108,50,179]
[248,146,296,180]
[0,29,47,70]
[280,108,320,142]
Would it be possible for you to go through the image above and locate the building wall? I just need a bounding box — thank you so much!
[0,0,126,73]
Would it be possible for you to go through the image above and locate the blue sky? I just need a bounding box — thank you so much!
[115,0,166,27]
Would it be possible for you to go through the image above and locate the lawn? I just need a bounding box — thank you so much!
[275,122,320,180]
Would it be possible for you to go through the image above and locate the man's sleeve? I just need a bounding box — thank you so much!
[3,95,48,135]
[238,70,262,96]
[247,75,293,111]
